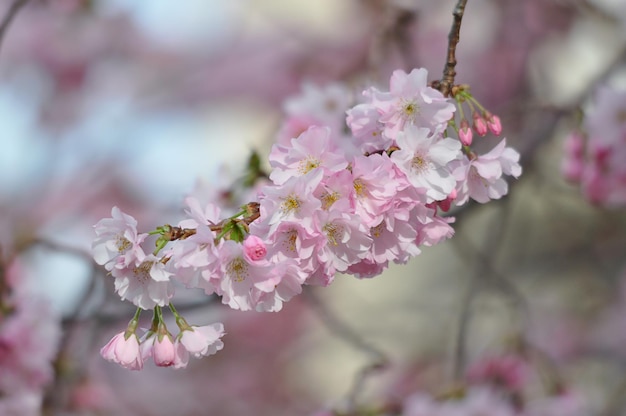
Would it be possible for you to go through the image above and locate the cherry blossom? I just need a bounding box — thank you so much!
[391,125,462,202]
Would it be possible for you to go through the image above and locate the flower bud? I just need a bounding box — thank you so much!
[472,112,488,136]
[243,235,267,262]
[100,332,143,370]
[153,334,176,367]
[486,113,502,136]
[459,120,473,146]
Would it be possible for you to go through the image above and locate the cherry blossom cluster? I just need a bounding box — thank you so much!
[92,67,522,370]
[562,86,626,207]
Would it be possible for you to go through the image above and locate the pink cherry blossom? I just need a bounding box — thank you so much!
[178,323,225,358]
[268,126,348,186]
[313,209,372,277]
[100,332,143,371]
[372,68,456,138]
[111,252,175,310]
[214,240,283,311]
[391,125,462,202]
[346,101,391,153]
[453,138,522,204]
[92,206,146,271]
[350,153,402,227]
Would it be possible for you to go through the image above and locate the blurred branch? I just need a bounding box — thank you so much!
[449,196,529,382]
[303,288,388,413]
[432,0,468,97]
[367,3,417,79]
[0,0,30,58]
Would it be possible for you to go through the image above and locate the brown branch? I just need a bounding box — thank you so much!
[0,0,30,58]
[432,0,468,97]
[303,288,388,413]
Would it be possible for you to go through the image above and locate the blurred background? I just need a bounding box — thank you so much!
[1,0,625,414]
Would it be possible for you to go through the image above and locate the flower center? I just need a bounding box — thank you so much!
[371,221,385,238]
[402,100,420,121]
[353,178,367,198]
[116,235,131,253]
[320,190,340,210]
[411,153,429,174]
[280,194,301,214]
[226,257,248,283]
[298,156,320,175]
[282,229,298,253]
[323,222,344,246]
[133,261,154,284]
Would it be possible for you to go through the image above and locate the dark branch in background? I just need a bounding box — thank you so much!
[0,0,30,58]
[449,195,525,383]
[303,288,388,414]
[431,0,468,97]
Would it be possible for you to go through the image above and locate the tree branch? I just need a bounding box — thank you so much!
[0,0,30,58]
[432,0,468,97]
[303,288,388,413]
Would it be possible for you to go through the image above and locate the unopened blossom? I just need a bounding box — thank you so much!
[243,235,267,263]
[92,206,146,271]
[152,334,176,367]
[473,112,488,136]
[391,125,462,202]
[100,332,143,371]
[486,113,502,135]
[459,119,473,146]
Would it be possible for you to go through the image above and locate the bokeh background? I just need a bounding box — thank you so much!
[1,0,626,414]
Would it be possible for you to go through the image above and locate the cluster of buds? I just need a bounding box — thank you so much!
[100,305,224,370]
[449,85,503,147]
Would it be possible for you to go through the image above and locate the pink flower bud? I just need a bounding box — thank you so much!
[459,120,473,146]
[153,335,176,367]
[100,332,143,370]
[243,235,267,262]
[472,112,488,136]
[486,113,502,136]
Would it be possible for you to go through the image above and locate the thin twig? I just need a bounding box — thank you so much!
[303,288,388,413]
[449,195,527,382]
[432,0,468,97]
[0,0,30,58]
